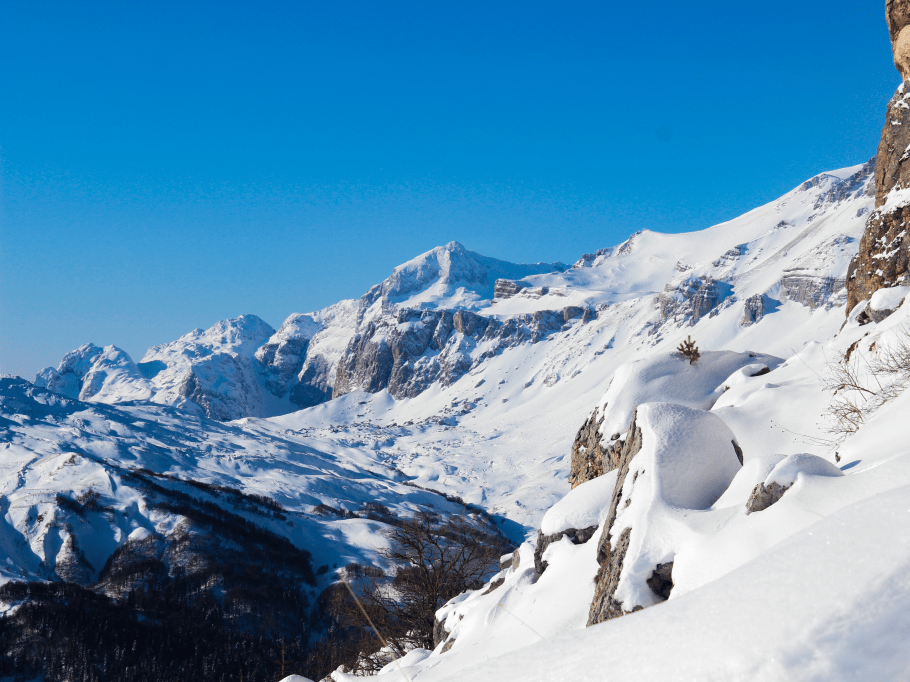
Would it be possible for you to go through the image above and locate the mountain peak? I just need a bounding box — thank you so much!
[362,242,567,313]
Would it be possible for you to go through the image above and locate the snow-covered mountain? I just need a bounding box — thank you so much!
[36,161,873,425]
[6,147,909,679]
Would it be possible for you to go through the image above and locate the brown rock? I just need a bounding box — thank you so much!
[568,407,626,488]
[847,203,910,313]
[846,2,910,313]
[888,0,910,79]
[745,481,791,514]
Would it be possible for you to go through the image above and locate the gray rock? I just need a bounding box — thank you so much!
[645,561,674,601]
[588,412,644,625]
[780,273,846,310]
[740,294,766,326]
[658,277,731,326]
[333,307,569,400]
[494,279,527,299]
[533,525,598,575]
[871,292,908,322]
[745,481,792,514]
[563,306,585,322]
[433,615,449,648]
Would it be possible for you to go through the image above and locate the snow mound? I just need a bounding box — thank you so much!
[540,469,618,535]
[765,453,844,488]
[870,285,910,313]
[450,484,910,682]
[595,350,782,440]
[711,454,787,509]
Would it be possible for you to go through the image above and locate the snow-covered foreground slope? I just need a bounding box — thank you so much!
[330,289,910,682]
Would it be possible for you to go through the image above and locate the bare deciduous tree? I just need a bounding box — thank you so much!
[332,509,508,674]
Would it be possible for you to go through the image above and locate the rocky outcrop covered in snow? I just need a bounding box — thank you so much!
[779,273,847,310]
[586,411,644,624]
[569,351,779,494]
[332,307,578,399]
[587,404,743,625]
[569,407,627,489]
[658,277,731,326]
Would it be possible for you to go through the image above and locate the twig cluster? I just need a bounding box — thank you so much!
[824,323,910,438]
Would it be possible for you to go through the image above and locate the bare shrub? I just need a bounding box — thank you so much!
[825,323,910,438]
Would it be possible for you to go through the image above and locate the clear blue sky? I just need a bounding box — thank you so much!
[0,0,899,378]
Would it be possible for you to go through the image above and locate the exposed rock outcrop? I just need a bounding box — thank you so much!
[740,294,767,326]
[333,307,578,400]
[568,407,624,489]
[587,412,644,624]
[847,202,910,312]
[745,481,792,514]
[645,561,674,601]
[494,279,527,299]
[533,525,598,575]
[587,404,743,626]
[658,277,732,326]
[780,273,846,310]
[847,5,910,313]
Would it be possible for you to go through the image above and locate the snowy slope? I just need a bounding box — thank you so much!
[0,378,503,589]
[343,288,910,682]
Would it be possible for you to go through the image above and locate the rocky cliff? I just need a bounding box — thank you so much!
[847,3,910,312]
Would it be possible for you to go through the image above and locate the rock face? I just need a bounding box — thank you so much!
[568,407,624,489]
[332,307,576,400]
[586,413,644,624]
[889,0,910,82]
[658,277,732,326]
[847,4,910,313]
[587,404,743,626]
[740,294,767,326]
[780,273,847,310]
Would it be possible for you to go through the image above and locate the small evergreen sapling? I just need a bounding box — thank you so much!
[677,336,700,364]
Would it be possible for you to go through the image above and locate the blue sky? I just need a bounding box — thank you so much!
[0,0,899,378]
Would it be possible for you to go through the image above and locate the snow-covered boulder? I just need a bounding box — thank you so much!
[588,402,742,624]
[569,350,780,488]
[745,453,844,514]
[534,470,618,574]
[868,285,910,322]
